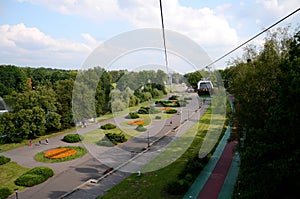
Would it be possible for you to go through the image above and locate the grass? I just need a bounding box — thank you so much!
[34,146,87,163]
[82,128,139,146]
[98,107,219,199]
[0,161,30,193]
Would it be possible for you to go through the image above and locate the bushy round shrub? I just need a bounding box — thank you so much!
[15,166,54,187]
[155,115,162,119]
[0,155,11,165]
[165,109,178,114]
[127,112,139,119]
[137,106,150,114]
[0,188,12,199]
[100,123,117,130]
[26,166,54,178]
[168,95,179,100]
[105,132,127,145]
[135,125,147,132]
[62,134,83,143]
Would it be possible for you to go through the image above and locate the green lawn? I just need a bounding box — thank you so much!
[98,107,217,199]
[0,162,30,193]
[82,128,139,146]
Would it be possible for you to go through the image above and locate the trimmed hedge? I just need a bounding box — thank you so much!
[127,112,140,119]
[135,125,147,132]
[169,95,180,100]
[15,166,54,187]
[105,132,127,145]
[0,155,10,165]
[155,115,162,119]
[63,134,83,143]
[165,109,178,114]
[138,106,161,114]
[100,123,117,130]
[0,188,12,199]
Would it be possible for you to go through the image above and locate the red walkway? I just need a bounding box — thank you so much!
[197,141,237,199]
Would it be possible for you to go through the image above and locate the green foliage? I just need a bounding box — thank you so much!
[0,155,11,165]
[137,106,160,114]
[0,65,27,96]
[135,125,147,132]
[14,166,54,187]
[165,109,178,114]
[168,95,179,100]
[105,132,127,145]
[0,187,12,199]
[100,123,117,130]
[155,115,162,119]
[227,28,300,198]
[127,112,139,119]
[62,134,83,143]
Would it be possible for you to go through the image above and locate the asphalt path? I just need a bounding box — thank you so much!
[3,86,208,199]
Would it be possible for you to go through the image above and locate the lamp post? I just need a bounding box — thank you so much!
[147,131,150,148]
[14,188,18,199]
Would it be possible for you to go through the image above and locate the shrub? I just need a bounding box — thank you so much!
[62,134,83,143]
[165,109,177,114]
[100,123,117,130]
[155,115,162,119]
[0,155,10,165]
[138,106,160,114]
[137,106,150,114]
[26,166,54,179]
[165,179,190,195]
[169,95,180,100]
[126,112,139,119]
[15,166,54,187]
[105,133,127,145]
[135,125,147,132]
[0,188,12,199]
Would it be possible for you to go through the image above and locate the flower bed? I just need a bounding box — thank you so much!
[159,107,171,111]
[44,148,77,159]
[127,120,145,125]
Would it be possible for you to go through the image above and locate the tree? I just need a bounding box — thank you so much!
[228,28,300,198]
[53,79,74,129]
[184,71,203,89]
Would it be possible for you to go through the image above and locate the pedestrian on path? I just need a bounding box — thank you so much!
[29,139,32,147]
[45,138,49,144]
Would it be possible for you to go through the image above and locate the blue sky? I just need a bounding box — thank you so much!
[0,0,299,72]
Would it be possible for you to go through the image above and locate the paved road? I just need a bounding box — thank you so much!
[3,87,208,199]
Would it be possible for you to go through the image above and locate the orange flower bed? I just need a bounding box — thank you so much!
[127,120,145,125]
[159,107,171,110]
[44,148,77,159]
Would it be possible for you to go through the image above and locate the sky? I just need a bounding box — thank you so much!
[0,0,299,72]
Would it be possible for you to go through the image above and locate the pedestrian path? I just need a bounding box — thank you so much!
[183,94,239,199]
[183,126,232,199]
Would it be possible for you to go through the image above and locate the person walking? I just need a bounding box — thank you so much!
[45,138,49,144]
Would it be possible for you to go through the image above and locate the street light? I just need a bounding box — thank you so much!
[14,188,18,199]
[147,131,150,148]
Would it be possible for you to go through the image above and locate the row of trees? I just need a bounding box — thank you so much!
[0,66,171,143]
[221,27,300,198]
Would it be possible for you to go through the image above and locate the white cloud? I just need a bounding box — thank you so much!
[0,23,97,68]
[19,0,239,48]
[256,0,299,17]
